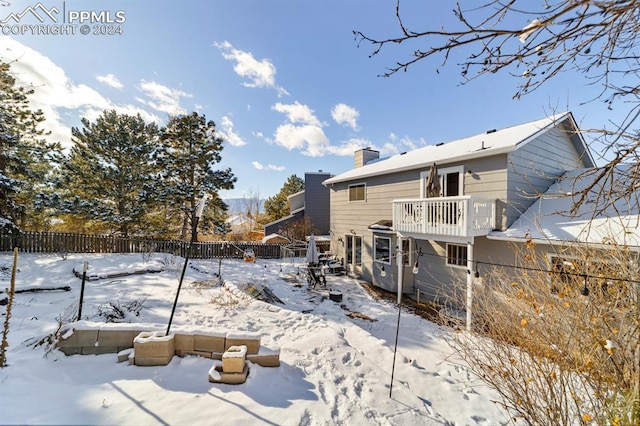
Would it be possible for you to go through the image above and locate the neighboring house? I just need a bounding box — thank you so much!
[261,233,290,244]
[323,112,597,305]
[225,214,251,236]
[264,171,332,236]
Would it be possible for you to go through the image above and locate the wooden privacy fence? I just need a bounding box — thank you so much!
[0,232,330,260]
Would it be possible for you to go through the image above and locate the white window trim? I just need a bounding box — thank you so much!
[374,235,392,265]
[446,243,468,269]
[348,182,367,202]
[419,165,464,198]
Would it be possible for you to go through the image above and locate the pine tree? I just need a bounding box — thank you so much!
[0,60,54,236]
[59,110,159,236]
[264,174,304,222]
[155,112,236,241]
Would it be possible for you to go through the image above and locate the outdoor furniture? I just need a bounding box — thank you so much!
[306,264,326,289]
[326,258,345,275]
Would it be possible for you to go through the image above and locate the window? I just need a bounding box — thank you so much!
[549,255,617,296]
[348,183,366,201]
[374,236,391,264]
[402,239,411,265]
[420,166,463,198]
[447,244,467,267]
[346,234,362,267]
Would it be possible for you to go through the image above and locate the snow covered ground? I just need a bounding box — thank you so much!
[0,252,513,425]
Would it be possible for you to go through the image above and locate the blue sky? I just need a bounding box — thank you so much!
[0,0,619,201]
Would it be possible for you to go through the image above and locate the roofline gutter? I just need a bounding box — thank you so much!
[324,146,514,185]
[486,233,640,253]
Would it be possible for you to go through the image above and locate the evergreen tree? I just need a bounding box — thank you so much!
[0,60,56,235]
[264,174,304,222]
[155,112,236,241]
[59,110,159,236]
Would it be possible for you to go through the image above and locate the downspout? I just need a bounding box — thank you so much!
[397,234,404,304]
[466,241,474,331]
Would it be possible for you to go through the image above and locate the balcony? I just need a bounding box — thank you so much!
[392,196,496,239]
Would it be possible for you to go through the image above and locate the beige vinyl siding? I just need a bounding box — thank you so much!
[412,240,466,303]
[329,169,421,281]
[506,127,585,226]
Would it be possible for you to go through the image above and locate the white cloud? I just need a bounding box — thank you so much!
[386,133,427,152]
[273,123,329,157]
[272,101,322,126]
[331,103,359,130]
[271,101,330,156]
[252,161,285,171]
[218,115,247,147]
[96,73,123,90]
[137,79,192,115]
[324,137,372,156]
[323,134,425,158]
[214,40,289,97]
[0,37,159,147]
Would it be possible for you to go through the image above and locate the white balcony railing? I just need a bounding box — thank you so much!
[392,196,496,238]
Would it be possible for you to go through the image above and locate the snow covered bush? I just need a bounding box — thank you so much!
[95,299,145,323]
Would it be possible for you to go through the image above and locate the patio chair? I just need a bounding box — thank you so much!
[306,264,326,289]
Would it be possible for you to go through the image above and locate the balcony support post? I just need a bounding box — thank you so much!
[466,242,474,332]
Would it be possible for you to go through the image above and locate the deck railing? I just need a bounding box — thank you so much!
[392,196,496,238]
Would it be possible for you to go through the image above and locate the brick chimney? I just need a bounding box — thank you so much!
[354,147,379,168]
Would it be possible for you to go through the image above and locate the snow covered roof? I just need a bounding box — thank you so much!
[261,233,289,244]
[369,220,393,231]
[324,112,589,185]
[489,167,640,248]
[225,214,250,225]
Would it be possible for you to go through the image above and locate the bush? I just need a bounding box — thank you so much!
[450,238,639,425]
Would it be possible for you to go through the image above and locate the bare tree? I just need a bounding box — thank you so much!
[354,0,640,214]
[278,217,318,243]
[448,238,640,425]
[241,187,263,234]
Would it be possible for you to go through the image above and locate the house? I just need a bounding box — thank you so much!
[225,214,252,236]
[323,112,597,306]
[264,171,332,237]
[488,165,640,287]
[261,233,290,244]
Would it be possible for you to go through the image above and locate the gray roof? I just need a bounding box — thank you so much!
[324,112,592,185]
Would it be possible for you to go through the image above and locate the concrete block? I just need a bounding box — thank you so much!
[222,345,247,373]
[134,355,173,366]
[57,346,82,356]
[98,330,137,348]
[128,350,135,365]
[134,331,175,359]
[208,360,249,384]
[225,333,260,355]
[58,329,99,348]
[247,345,280,367]
[194,334,225,353]
[174,334,195,352]
[81,345,119,355]
[117,348,134,363]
